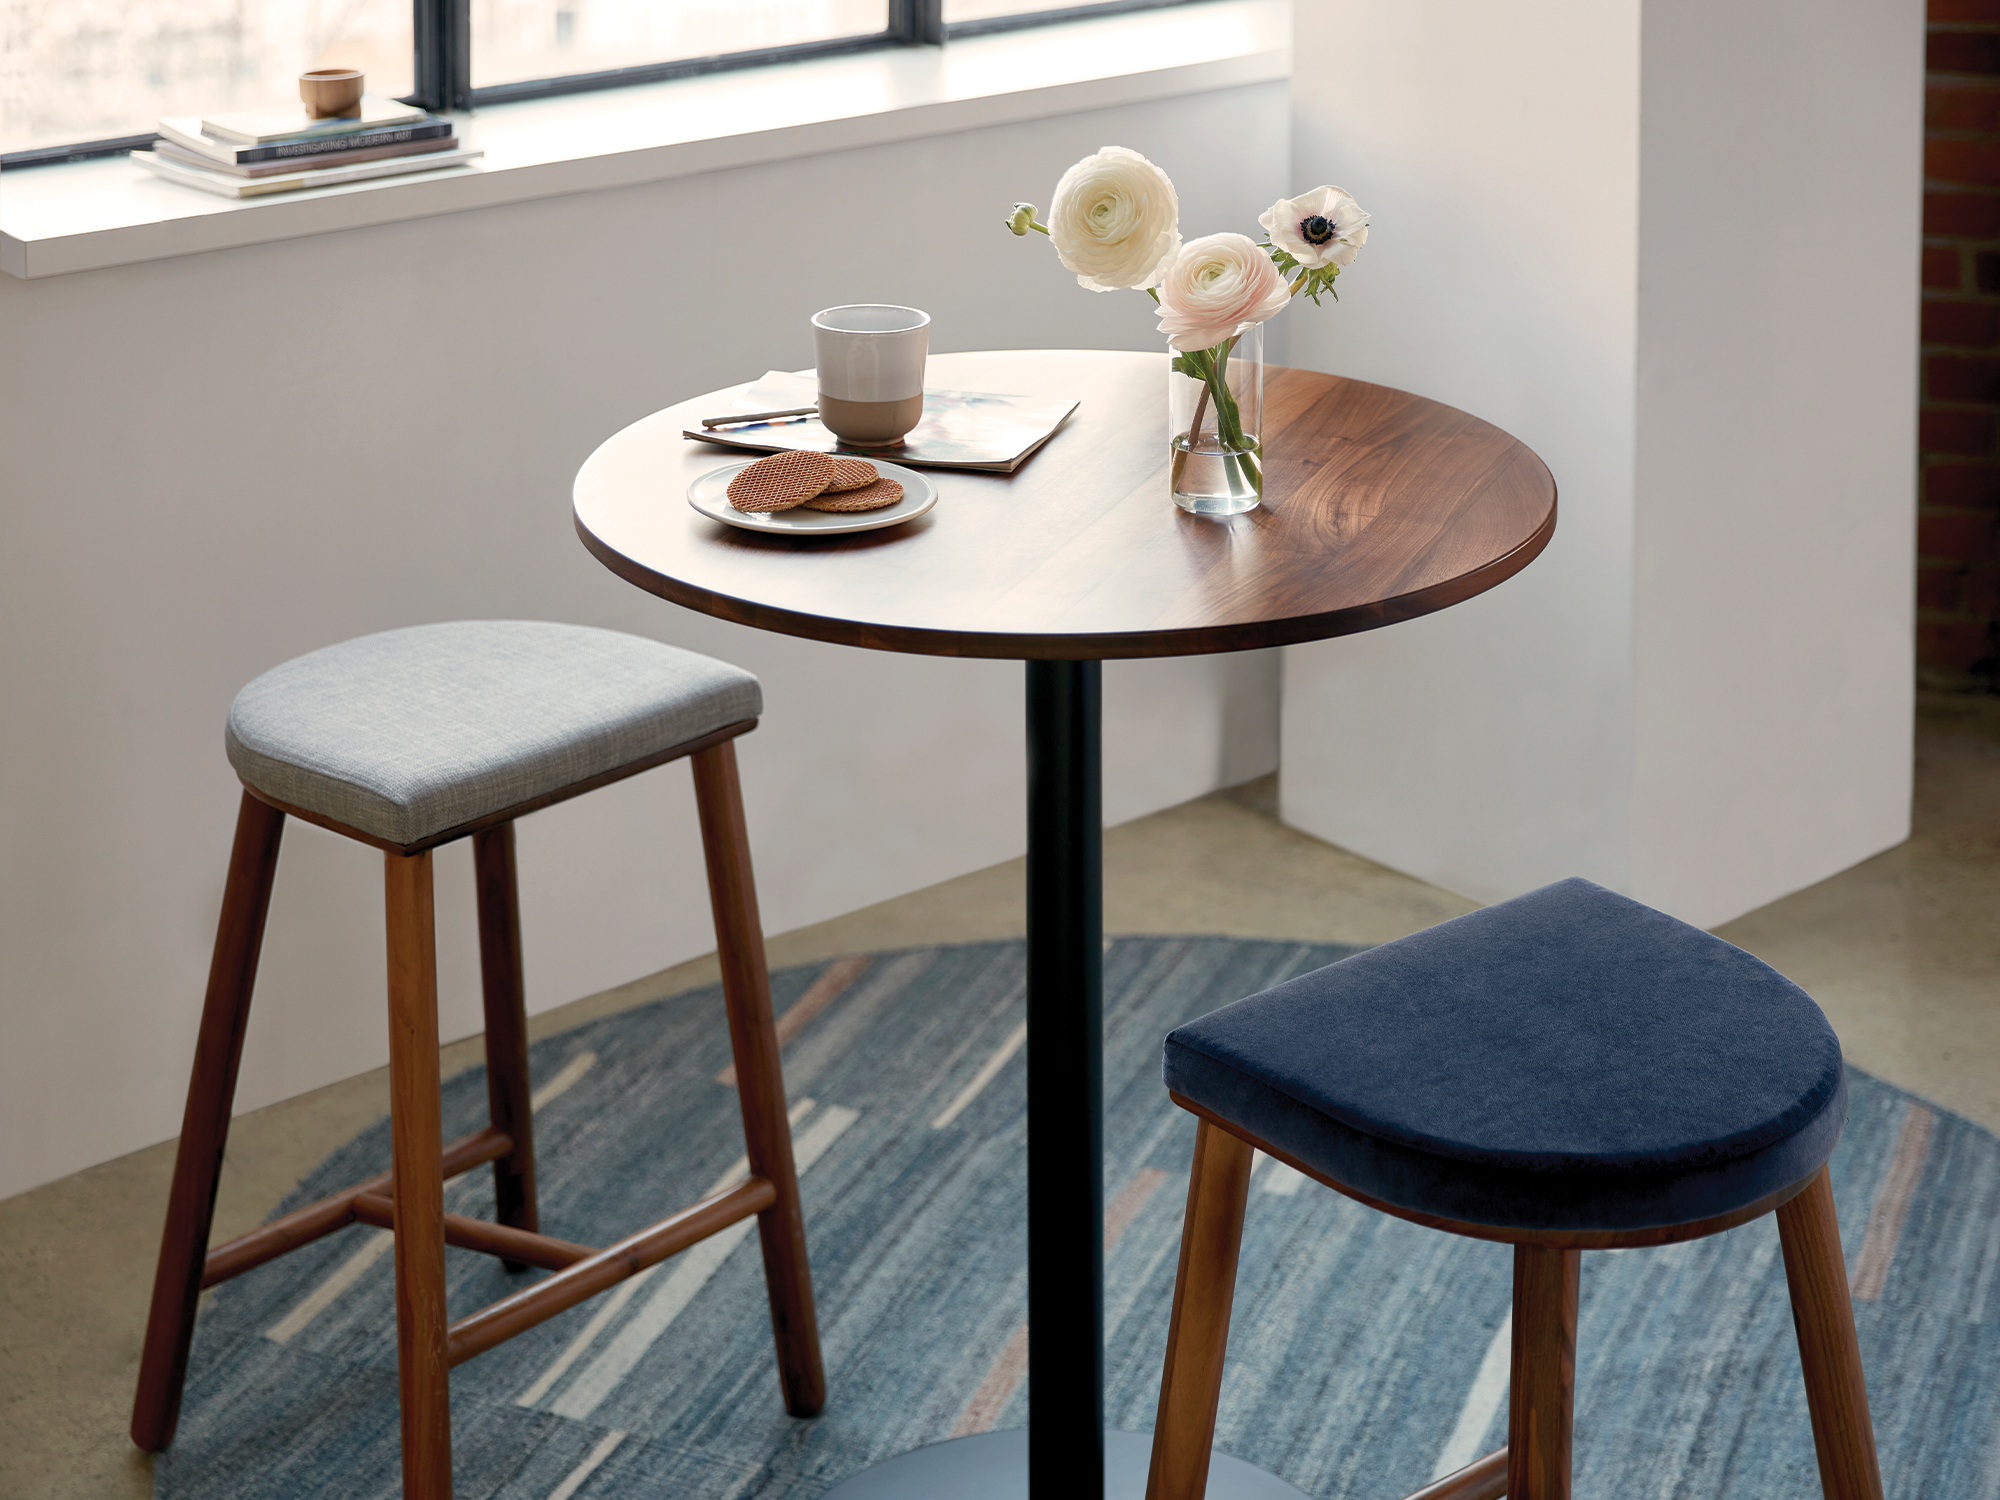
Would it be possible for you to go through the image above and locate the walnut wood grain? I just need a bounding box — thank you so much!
[473,823,538,1270]
[693,740,828,1417]
[198,1126,512,1288]
[1777,1167,1886,1500]
[132,792,285,1452]
[1401,1448,1509,1500]
[350,1192,593,1272]
[1509,1244,1579,1500]
[573,351,1557,661]
[447,1176,777,1365]
[384,849,452,1500]
[1145,1118,1255,1500]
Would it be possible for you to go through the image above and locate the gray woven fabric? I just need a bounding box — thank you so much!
[225,621,761,846]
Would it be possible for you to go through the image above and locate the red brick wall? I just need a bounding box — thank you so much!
[1923,0,2000,688]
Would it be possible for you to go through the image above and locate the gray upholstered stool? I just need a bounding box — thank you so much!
[132,621,823,1499]
[1146,878,1882,1500]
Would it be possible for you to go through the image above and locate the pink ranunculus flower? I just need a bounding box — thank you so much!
[1155,232,1292,351]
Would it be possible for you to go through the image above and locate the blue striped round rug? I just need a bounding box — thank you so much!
[156,938,2000,1499]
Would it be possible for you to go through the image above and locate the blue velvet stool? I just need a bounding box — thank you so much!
[1145,878,1882,1500]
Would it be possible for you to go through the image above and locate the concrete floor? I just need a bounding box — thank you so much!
[4,701,1996,1498]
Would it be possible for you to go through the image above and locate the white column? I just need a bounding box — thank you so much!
[1279,0,1920,928]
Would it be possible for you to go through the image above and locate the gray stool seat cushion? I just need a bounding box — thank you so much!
[1163,878,1847,1234]
[226,621,761,846]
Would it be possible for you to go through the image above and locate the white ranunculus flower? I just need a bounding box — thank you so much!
[1258,185,1369,270]
[1156,232,1292,352]
[1046,146,1183,293]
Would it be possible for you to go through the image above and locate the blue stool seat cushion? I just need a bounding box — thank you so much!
[226,621,761,847]
[1163,879,1846,1233]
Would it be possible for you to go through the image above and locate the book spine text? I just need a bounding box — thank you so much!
[240,122,449,164]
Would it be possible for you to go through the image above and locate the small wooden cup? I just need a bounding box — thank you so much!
[299,69,364,119]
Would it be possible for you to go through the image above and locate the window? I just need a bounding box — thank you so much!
[1,0,414,162]
[1,0,1203,167]
[467,0,910,105]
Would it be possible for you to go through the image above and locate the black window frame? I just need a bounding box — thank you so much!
[942,0,1202,40]
[449,0,939,111]
[2,0,1204,170]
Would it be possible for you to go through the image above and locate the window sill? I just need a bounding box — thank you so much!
[0,0,1287,280]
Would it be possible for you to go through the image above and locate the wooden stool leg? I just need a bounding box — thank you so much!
[473,823,538,1269]
[1507,1243,1579,1500]
[386,850,453,1499]
[692,739,826,1418]
[1145,1119,1255,1500]
[132,792,286,1452]
[1777,1167,1885,1500]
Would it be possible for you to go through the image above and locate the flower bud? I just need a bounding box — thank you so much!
[1005,203,1039,236]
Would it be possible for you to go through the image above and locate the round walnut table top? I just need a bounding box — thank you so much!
[573,349,1556,661]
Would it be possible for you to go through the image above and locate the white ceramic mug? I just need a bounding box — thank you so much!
[811,305,930,446]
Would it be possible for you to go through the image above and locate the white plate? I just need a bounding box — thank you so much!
[688,458,937,535]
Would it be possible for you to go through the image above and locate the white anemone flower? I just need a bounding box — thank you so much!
[1047,146,1183,292]
[1156,232,1293,352]
[1258,185,1369,270]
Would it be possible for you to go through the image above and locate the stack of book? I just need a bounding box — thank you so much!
[131,95,480,199]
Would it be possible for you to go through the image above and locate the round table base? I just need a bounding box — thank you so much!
[814,1429,1308,1500]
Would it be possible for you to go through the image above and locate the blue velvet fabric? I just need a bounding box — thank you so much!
[1163,878,1847,1232]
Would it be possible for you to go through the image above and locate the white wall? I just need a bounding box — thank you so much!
[1629,0,1919,921]
[1280,0,1919,928]
[0,81,1289,1200]
[1281,0,1644,898]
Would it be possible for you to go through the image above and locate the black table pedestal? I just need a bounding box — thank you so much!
[816,662,1306,1500]
[1025,658,1105,1493]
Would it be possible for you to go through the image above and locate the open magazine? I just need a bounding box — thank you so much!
[685,371,1079,473]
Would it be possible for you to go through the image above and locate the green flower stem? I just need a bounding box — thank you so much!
[1170,331,1261,498]
[1169,348,1216,493]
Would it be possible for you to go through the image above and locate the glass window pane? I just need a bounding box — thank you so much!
[2,0,414,157]
[471,0,892,92]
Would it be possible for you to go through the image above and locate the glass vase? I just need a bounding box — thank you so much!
[1168,321,1264,515]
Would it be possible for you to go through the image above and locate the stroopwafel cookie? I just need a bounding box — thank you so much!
[823,458,880,493]
[726,450,836,512]
[800,476,904,513]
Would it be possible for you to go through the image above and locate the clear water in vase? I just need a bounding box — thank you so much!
[1170,434,1263,515]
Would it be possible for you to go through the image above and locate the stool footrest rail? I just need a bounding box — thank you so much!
[349,1192,596,1272]
[1400,1447,1508,1500]
[448,1175,778,1365]
[200,1125,514,1289]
